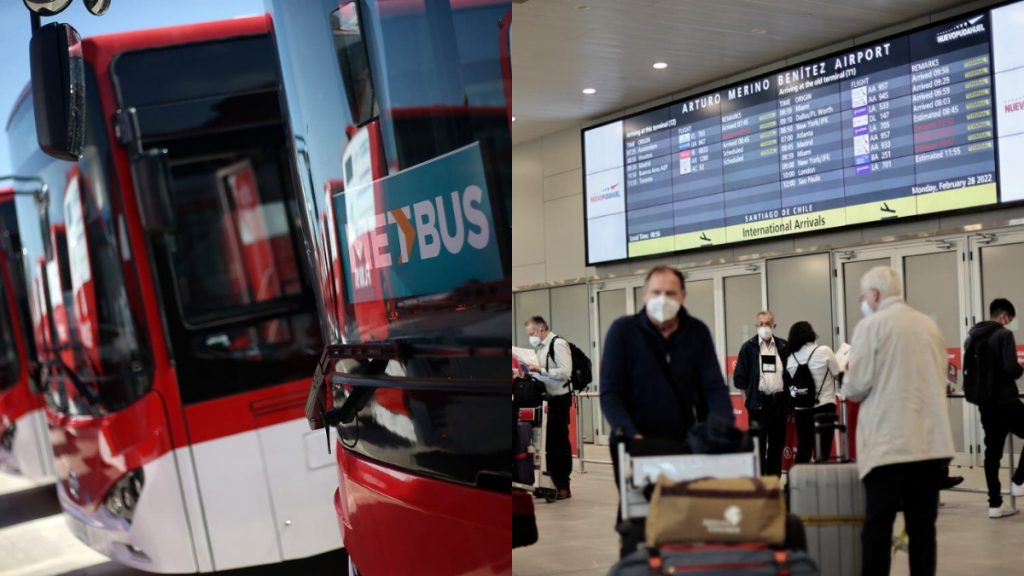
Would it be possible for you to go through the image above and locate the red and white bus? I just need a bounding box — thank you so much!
[0,184,55,481]
[267,1,513,573]
[7,17,342,572]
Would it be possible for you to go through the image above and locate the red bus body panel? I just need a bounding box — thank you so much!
[336,446,511,576]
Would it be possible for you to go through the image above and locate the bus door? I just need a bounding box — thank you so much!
[111,32,335,568]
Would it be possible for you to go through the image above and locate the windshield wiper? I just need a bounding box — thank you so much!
[41,356,102,409]
[305,340,508,432]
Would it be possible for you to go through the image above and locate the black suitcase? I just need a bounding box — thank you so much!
[514,421,534,485]
[513,376,545,408]
[609,545,819,575]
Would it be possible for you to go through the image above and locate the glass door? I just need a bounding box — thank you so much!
[587,278,636,447]
[968,231,1024,468]
[834,239,973,466]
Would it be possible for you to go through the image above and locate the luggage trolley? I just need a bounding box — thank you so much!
[616,436,761,556]
[514,404,559,502]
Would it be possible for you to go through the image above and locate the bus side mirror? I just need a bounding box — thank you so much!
[132,149,177,233]
[29,22,85,162]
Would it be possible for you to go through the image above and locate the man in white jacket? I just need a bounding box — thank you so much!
[844,266,955,576]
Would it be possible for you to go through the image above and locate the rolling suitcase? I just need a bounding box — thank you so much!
[515,421,533,485]
[787,411,864,576]
[609,544,819,576]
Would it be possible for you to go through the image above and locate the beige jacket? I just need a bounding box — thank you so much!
[844,297,955,480]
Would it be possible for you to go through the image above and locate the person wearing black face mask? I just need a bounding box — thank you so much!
[600,266,734,538]
[734,310,789,476]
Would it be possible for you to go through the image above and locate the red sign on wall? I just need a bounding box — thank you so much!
[726,355,739,376]
[731,395,748,431]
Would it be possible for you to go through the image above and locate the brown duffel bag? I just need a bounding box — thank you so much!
[645,476,786,547]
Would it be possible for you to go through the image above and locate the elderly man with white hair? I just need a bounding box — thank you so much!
[844,266,955,576]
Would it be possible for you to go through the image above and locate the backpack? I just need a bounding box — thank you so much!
[788,346,824,410]
[963,332,997,406]
[547,336,593,392]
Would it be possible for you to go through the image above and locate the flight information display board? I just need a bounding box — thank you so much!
[584,7,1024,264]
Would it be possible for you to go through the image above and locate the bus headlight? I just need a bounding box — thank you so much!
[105,468,144,522]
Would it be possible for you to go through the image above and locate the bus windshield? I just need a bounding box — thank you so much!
[6,65,150,414]
[362,0,511,171]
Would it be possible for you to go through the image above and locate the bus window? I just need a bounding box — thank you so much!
[0,277,20,391]
[113,35,322,405]
[331,2,377,127]
[359,0,511,172]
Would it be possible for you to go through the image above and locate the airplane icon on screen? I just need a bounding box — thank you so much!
[700,232,712,243]
[881,203,896,214]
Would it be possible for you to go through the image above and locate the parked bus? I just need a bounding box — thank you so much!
[0,184,54,481]
[7,17,341,573]
[269,1,513,573]
[20,1,512,574]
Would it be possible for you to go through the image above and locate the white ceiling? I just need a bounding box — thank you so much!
[511,0,976,145]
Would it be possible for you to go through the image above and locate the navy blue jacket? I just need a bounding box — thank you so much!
[599,308,734,439]
[733,335,790,412]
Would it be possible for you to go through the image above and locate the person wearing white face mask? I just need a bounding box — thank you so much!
[523,316,573,500]
[734,310,790,476]
[844,266,954,576]
[600,266,734,540]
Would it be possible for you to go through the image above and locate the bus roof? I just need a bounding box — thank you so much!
[7,15,271,138]
[83,14,271,70]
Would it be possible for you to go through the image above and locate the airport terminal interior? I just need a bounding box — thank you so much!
[513,0,1024,574]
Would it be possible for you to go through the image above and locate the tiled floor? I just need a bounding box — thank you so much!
[512,462,1024,575]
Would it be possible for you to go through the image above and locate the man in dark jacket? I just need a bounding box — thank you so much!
[600,265,734,473]
[964,298,1024,518]
[600,265,733,558]
[733,311,789,476]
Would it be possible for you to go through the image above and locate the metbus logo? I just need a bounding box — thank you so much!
[337,143,503,301]
[346,185,491,271]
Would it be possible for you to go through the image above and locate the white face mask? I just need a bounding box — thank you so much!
[860,300,874,318]
[646,294,681,324]
[529,335,542,348]
[757,326,773,341]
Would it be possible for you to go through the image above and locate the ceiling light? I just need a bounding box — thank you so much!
[751,28,767,34]
[582,88,597,95]
[653,62,668,70]
[512,116,517,122]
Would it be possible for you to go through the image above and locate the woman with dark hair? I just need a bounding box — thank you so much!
[786,321,843,463]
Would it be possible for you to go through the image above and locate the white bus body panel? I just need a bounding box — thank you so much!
[0,408,56,481]
[60,416,341,573]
